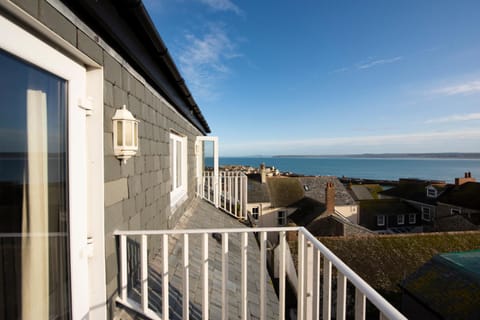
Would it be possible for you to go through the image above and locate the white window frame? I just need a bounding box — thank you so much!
[422,207,431,221]
[170,132,188,208]
[377,215,385,226]
[277,211,286,226]
[409,213,416,224]
[0,14,106,319]
[397,214,405,225]
[252,207,259,220]
[450,208,461,215]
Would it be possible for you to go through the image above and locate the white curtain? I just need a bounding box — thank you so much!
[21,89,49,320]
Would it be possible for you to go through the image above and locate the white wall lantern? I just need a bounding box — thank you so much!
[112,105,139,163]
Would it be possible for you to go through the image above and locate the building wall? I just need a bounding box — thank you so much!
[9,0,204,314]
[335,205,359,224]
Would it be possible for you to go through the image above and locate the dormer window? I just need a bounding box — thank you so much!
[426,187,437,198]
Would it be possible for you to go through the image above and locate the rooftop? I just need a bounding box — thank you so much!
[400,249,480,319]
[318,231,480,307]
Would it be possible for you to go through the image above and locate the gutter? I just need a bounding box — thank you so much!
[64,0,211,134]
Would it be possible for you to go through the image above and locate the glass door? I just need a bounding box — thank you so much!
[196,136,219,206]
[0,49,70,319]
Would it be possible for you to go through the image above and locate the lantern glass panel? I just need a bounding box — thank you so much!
[134,122,138,147]
[117,121,123,146]
[125,121,133,146]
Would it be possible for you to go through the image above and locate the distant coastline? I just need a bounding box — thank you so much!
[273,153,480,159]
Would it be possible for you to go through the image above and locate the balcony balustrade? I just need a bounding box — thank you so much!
[114,226,406,320]
[198,171,248,220]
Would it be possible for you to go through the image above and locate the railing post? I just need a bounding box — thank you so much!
[119,235,127,302]
[312,249,321,320]
[279,231,286,320]
[323,258,332,320]
[202,233,209,319]
[140,235,148,313]
[183,234,190,320]
[355,288,366,320]
[305,241,314,320]
[241,232,248,320]
[162,234,169,320]
[337,272,347,320]
[297,232,305,320]
[260,231,267,320]
[222,172,227,210]
[234,174,239,216]
[214,172,219,208]
[242,175,248,220]
[222,233,229,320]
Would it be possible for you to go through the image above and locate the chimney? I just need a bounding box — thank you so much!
[325,181,335,214]
[455,172,476,185]
[260,163,267,184]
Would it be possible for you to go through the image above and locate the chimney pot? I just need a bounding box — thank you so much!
[260,163,266,184]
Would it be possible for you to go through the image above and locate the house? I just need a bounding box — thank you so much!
[359,199,423,234]
[247,167,359,227]
[288,182,371,237]
[436,180,480,224]
[379,178,446,223]
[400,249,480,320]
[0,1,408,319]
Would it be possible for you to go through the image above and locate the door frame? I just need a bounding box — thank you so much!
[0,13,105,319]
[196,136,219,206]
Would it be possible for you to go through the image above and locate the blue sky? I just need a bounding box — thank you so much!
[144,0,480,156]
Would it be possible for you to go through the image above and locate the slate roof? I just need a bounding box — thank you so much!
[434,215,479,232]
[266,177,304,208]
[319,232,480,305]
[350,185,374,200]
[360,199,418,216]
[400,250,480,319]
[147,198,279,319]
[437,182,480,210]
[297,176,356,206]
[288,197,370,236]
[379,181,437,205]
[246,174,271,203]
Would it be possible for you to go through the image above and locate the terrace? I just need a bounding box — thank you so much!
[114,170,406,320]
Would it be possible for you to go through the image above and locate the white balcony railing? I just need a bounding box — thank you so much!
[114,227,406,320]
[198,171,248,220]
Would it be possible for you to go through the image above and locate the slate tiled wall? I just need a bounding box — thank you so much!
[10,0,203,313]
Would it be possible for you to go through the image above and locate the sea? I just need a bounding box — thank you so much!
[218,157,480,183]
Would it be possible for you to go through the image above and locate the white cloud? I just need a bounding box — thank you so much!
[431,80,480,96]
[198,0,242,15]
[425,113,480,124]
[176,24,240,100]
[357,56,403,69]
[221,129,480,155]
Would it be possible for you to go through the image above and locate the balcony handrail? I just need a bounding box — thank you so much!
[198,170,248,220]
[301,230,406,320]
[114,226,407,320]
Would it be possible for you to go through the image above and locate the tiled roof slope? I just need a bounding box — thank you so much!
[400,250,480,319]
[437,182,480,210]
[266,177,303,207]
[297,176,356,206]
[149,198,279,319]
[247,174,271,203]
[379,181,437,205]
[350,185,374,200]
